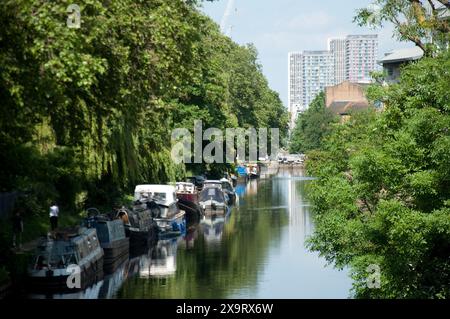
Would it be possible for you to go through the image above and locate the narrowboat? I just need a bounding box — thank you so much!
[115,203,158,253]
[176,181,203,219]
[29,257,133,299]
[203,180,231,204]
[175,182,198,203]
[27,227,104,291]
[83,208,129,274]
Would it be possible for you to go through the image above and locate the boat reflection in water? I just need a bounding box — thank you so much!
[198,212,231,248]
[138,239,178,278]
[28,257,135,299]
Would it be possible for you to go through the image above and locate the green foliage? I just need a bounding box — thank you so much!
[354,0,450,55]
[0,0,288,216]
[289,92,338,153]
[306,51,450,298]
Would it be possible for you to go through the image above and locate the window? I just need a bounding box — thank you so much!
[387,66,394,76]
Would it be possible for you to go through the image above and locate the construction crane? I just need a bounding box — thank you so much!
[220,0,236,37]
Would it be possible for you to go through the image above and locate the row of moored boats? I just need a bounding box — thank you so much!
[27,175,237,291]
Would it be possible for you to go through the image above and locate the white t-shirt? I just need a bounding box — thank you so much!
[49,205,59,217]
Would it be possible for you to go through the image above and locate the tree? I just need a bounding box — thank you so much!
[354,0,450,56]
[289,92,338,153]
[0,0,288,212]
[306,51,450,298]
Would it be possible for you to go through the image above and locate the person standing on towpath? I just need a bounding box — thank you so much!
[49,203,59,231]
[11,209,24,249]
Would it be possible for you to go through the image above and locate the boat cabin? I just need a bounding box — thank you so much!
[203,180,223,190]
[175,182,196,194]
[134,184,177,205]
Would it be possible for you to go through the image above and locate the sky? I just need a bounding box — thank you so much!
[200,0,414,108]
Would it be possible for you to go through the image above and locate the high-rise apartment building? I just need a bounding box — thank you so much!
[288,51,334,128]
[345,34,378,83]
[329,38,346,85]
[288,52,303,128]
[288,34,378,128]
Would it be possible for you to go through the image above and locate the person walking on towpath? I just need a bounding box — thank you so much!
[49,203,59,231]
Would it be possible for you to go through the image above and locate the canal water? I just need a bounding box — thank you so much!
[30,168,352,299]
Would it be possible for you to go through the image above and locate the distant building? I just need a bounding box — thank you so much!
[345,34,378,83]
[325,81,370,121]
[288,51,334,128]
[378,47,424,84]
[328,38,346,85]
[288,52,304,128]
[328,35,378,85]
[289,34,379,129]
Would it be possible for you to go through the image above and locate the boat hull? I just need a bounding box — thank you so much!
[102,238,130,274]
[176,193,198,204]
[27,257,104,292]
[127,226,158,250]
[201,204,227,218]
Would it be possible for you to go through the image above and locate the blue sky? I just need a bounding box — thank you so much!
[200,0,413,107]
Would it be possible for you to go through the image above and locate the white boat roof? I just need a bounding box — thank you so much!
[204,180,222,184]
[134,184,176,193]
[134,184,177,203]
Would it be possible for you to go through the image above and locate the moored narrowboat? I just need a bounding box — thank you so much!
[115,204,159,253]
[83,208,129,274]
[27,227,104,292]
[176,182,203,219]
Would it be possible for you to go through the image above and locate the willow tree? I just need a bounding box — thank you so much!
[0,0,288,211]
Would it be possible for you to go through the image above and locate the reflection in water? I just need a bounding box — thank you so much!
[199,216,227,245]
[28,257,137,299]
[30,167,352,299]
[139,239,178,278]
[116,167,351,299]
[231,168,351,298]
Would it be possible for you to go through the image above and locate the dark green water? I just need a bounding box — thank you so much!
[30,168,352,299]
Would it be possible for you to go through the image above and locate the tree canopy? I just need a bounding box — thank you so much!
[305,51,450,298]
[289,92,338,154]
[0,0,288,212]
